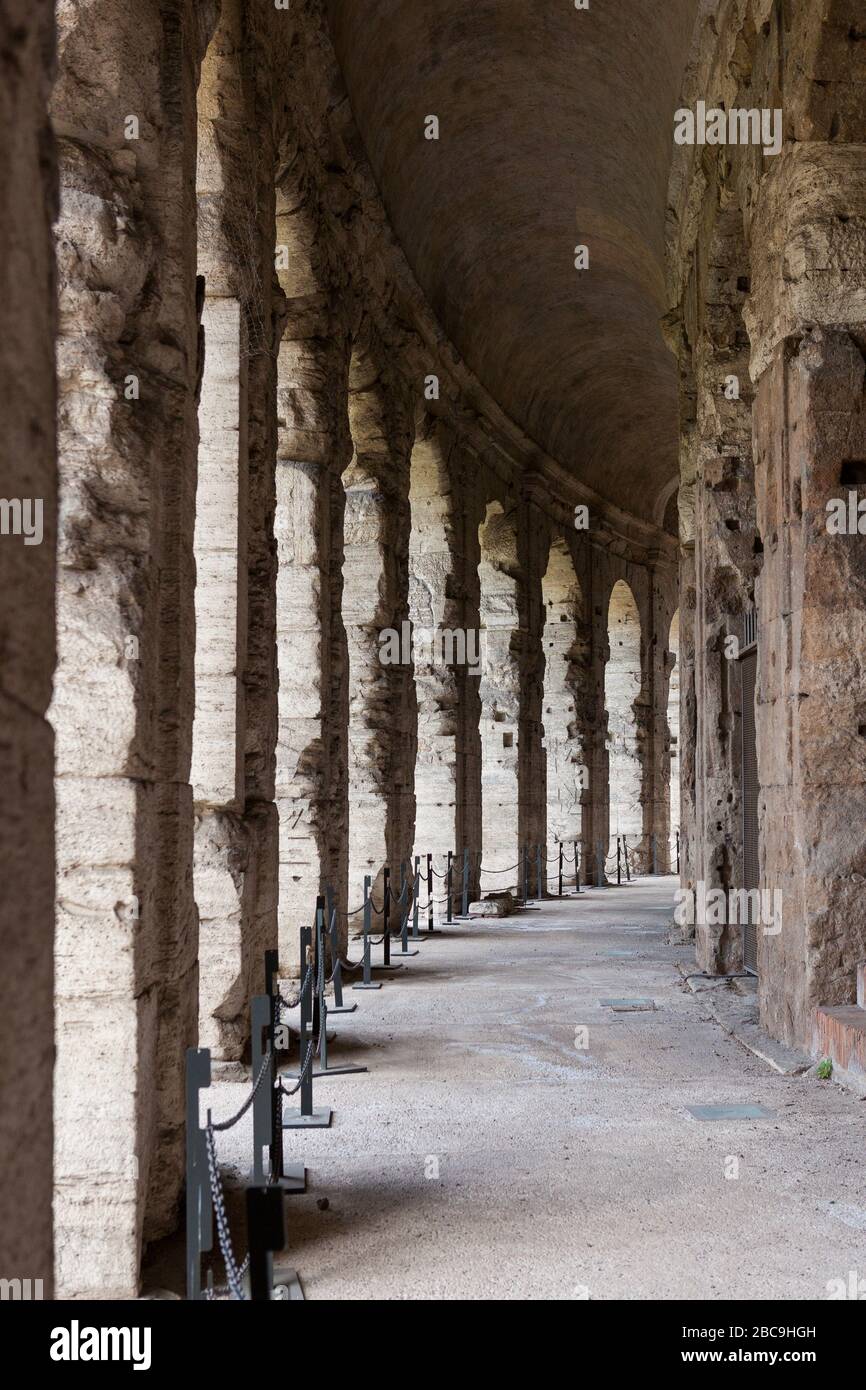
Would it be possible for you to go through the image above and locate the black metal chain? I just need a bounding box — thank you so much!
[210,1048,272,1133]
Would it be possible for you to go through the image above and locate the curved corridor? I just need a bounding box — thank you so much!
[177,881,865,1301]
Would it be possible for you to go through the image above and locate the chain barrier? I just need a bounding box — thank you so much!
[204,1122,247,1301]
[191,836,669,1299]
[210,1048,273,1133]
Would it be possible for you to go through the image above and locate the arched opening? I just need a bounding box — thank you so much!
[541,540,585,883]
[605,580,643,868]
[477,501,521,894]
[667,609,680,869]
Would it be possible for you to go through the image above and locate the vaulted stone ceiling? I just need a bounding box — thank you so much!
[326,0,699,528]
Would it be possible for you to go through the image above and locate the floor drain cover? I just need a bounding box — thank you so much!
[686,1104,774,1121]
[599,997,656,1011]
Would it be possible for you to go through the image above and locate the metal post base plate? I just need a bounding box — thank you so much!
[271,1265,305,1301]
[282,1107,332,1129]
[277,1161,307,1194]
[352,980,382,990]
[329,1002,358,1013]
[312,1064,368,1077]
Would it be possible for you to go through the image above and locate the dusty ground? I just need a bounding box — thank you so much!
[161,878,866,1300]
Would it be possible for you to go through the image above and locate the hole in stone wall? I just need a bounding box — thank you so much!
[502,732,513,748]
[840,461,866,485]
[737,276,750,293]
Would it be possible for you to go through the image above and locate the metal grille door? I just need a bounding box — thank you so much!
[740,649,759,974]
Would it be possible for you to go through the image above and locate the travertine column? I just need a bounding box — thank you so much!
[665,609,681,868]
[51,0,205,1296]
[0,0,57,1298]
[478,501,522,894]
[408,415,486,870]
[647,571,678,874]
[541,539,587,872]
[343,348,415,904]
[192,2,280,1059]
[518,493,547,874]
[585,547,612,884]
[275,172,349,969]
[605,580,643,856]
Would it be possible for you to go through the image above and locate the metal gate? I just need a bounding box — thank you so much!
[740,645,759,974]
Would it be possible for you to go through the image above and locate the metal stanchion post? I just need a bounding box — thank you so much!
[624,838,631,881]
[536,844,543,901]
[325,889,356,1014]
[353,875,381,990]
[382,866,391,965]
[574,840,581,894]
[460,846,470,917]
[411,856,421,940]
[676,829,680,874]
[617,837,622,885]
[260,962,306,1192]
[522,845,529,903]
[283,925,331,1128]
[246,1187,291,1302]
[558,843,563,898]
[446,850,453,923]
[426,853,435,934]
[393,860,418,957]
[597,841,606,888]
[185,1048,213,1301]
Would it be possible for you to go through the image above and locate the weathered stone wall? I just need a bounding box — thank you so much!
[667,0,866,1042]
[27,0,683,1298]
[0,0,57,1299]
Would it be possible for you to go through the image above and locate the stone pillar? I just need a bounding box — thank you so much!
[648,571,678,874]
[275,175,349,969]
[518,493,547,877]
[584,546,612,884]
[192,2,280,1060]
[0,0,57,1298]
[408,417,478,863]
[343,348,415,905]
[540,538,588,874]
[51,0,205,1296]
[478,501,523,894]
[605,578,644,861]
